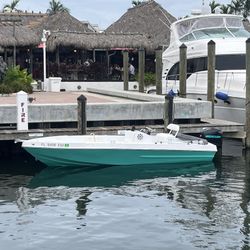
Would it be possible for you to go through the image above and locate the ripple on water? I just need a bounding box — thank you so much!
[0,153,250,249]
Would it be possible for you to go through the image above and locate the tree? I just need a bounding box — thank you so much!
[209,0,221,13]
[220,4,233,14]
[229,0,244,14]
[242,0,250,18]
[47,0,70,14]
[132,0,142,7]
[3,0,21,12]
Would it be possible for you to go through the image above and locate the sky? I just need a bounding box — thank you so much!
[1,0,231,29]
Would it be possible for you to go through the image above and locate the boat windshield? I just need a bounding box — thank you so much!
[176,16,250,42]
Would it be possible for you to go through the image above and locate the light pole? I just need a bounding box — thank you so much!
[41,29,50,90]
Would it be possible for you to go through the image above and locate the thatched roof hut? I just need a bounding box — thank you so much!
[46,31,152,51]
[105,0,176,51]
[0,23,39,46]
[0,11,150,51]
[0,12,46,47]
[33,11,94,34]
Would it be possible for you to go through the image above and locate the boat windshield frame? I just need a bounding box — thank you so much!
[173,15,249,42]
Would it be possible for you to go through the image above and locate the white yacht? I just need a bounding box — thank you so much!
[161,13,250,123]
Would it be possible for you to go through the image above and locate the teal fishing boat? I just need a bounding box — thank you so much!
[22,124,217,167]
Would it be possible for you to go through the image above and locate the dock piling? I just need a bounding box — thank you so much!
[138,47,145,93]
[77,95,87,135]
[164,95,174,132]
[179,44,187,98]
[245,38,250,147]
[207,40,216,118]
[123,50,129,91]
[155,46,163,95]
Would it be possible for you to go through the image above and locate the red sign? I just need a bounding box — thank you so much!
[38,43,44,48]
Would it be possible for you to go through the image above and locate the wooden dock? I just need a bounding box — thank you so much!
[0,118,244,141]
[0,90,245,142]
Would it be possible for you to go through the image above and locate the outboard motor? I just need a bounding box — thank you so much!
[200,128,223,149]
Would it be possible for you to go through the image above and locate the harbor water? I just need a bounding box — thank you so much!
[1,139,250,250]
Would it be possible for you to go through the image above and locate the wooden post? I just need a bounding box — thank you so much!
[246,38,250,147]
[179,43,187,98]
[56,47,60,74]
[29,46,33,75]
[77,95,87,135]
[164,94,174,132]
[207,40,216,118]
[4,48,7,62]
[138,48,145,93]
[13,21,16,67]
[123,50,129,90]
[155,46,163,95]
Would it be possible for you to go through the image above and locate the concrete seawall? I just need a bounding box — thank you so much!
[0,89,212,125]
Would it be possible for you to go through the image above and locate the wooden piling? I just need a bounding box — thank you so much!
[123,50,129,91]
[179,44,187,98]
[246,38,250,147]
[77,95,87,135]
[138,48,145,93]
[164,95,174,131]
[207,40,216,118]
[155,47,163,95]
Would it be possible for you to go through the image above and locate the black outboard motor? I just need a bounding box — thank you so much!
[200,128,223,149]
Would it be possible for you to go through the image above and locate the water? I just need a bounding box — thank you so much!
[1,140,250,250]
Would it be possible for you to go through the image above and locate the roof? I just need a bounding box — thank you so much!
[105,0,176,50]
[0,12,45,46]
[46,31,152,51]
[0,8,158,51]
[34,11,94,34]
[0,11,95,48]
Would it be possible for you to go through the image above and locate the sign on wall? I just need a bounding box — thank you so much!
[16,91,28,131]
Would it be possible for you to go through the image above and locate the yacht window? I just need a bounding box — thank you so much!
[177,16,249,41]
[193,28,233,39]
[226,17,243,28]
[180,33,196,42]
[166,54,245,80]
[217,54,245,70]
[167,63,179,80]
[228,28,250,37]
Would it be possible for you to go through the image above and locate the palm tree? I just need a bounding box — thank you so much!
[132,0,142,7]
[209,0,220,13]
[220,4,233,14]
[242,0,250,18]
[47,0,70,14]
[3,0,21,12]
[229,0,244,14]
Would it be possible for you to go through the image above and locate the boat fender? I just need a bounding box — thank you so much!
[215,92,229,102]
[167,89,176,97]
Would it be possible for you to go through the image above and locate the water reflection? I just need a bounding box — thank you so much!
[2,141,250,249]
[29,163,215,188]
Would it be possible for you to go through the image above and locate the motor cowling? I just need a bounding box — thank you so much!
[200,128,223,148]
